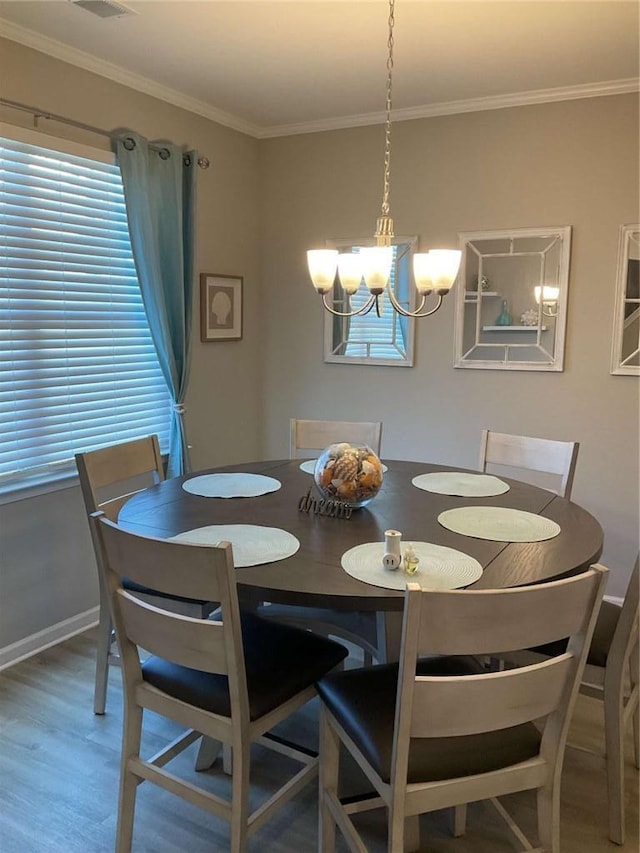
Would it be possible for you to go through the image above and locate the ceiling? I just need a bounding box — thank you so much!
[0,1,638,138]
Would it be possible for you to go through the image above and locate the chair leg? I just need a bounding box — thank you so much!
[194,736,222,771]
[402,816,420,852]
[116,702,143,853]
[451,804,467,837]
[94,599,113,715]
[604,682,626,845]
[229,740,250,853]
[363,650,373,667]
[319,707,339,853]
[223,743,233,775]
[537,782,560,853]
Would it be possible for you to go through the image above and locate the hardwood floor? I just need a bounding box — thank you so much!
[0,628,637,852]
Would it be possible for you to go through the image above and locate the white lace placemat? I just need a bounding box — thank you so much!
[341,542,483,591]
[181,473,281,498]
[412,471,509,497]
[299,459,388,474]
[438,506,561,542]
[169,524,299,567]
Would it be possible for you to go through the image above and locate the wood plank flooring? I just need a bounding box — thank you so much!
[0,628,637,852]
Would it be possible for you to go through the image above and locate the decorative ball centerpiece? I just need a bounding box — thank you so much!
[313,443,384,509]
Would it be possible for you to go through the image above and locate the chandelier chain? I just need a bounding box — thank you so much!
[381,0,395,218]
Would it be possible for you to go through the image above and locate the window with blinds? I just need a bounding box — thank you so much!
[0,127,171,493]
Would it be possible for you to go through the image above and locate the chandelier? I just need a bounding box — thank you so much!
[306,0,461,319]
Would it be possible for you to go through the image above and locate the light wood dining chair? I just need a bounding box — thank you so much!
[260,418,386,666]
[582,557,639,845]
[91,513,348,853]
[479,429,580,499]
[290,418,382,459]
[521,557,639,845]
[76,435,213,715]
[317,565,607,853]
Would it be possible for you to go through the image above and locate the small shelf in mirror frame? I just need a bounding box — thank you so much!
[610,224,640,375]
[454,226,571,372]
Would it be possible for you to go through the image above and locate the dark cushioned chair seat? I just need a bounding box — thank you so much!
[142,612,348,721]
[258,603,379,645]
[316,657,541,784]
[123,577,209,608]
[531,600,621,668]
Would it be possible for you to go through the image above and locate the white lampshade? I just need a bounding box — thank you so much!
[307,249,338,294]
[337,253,364,294]
[360,246,393,293]
[534,285,560,304]
[412,252,435,294]
[425,249,462,292]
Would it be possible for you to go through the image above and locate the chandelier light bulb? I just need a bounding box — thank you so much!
[337,253,364,294]
[412,253,434,294]
[427,249,462,293]
[360,246,394,294]
[307,249,338,294]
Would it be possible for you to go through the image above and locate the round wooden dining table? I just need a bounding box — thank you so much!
[118,458,603,613]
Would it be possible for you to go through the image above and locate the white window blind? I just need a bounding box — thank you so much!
[344,245,403,359]
[0,130,171,490]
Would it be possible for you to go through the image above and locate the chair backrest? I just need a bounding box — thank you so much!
[76,435,164,521]
[290,419,382,459]
[391,566,607,788]
[91,514,249,721]
[478,429,579,499]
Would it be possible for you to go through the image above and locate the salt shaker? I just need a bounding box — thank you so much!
[382,529,402,570]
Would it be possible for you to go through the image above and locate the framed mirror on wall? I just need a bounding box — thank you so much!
[610,224,640,375]
[454,226,571,372]
[323,236,417,367]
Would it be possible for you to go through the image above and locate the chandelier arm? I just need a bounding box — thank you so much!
[320,292,377,317]
[385,285,444,318]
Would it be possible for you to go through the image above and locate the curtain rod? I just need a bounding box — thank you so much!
[0,97,210,168]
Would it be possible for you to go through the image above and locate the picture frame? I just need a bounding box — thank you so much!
[199,273,243,342]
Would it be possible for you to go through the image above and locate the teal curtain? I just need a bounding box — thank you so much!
[116,132,197,477]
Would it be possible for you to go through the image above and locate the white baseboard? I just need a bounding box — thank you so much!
[0,607,99,672]
[604,593,624,607]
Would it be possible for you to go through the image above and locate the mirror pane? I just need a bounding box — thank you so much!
[611,225,640,375]
[323,237,416,367]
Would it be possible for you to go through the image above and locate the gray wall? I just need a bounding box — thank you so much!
[0,39,637,656]
[258,96,639,597]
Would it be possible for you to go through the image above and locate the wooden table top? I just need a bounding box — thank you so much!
[118,458,603,612]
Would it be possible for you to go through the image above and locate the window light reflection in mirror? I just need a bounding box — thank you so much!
[323,238,416,367]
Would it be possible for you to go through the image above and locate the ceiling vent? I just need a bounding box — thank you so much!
[71,0,136,20]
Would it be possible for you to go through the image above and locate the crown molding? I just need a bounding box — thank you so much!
[2,18,638,141]
[258,78,640,138]
[0,19,261,138]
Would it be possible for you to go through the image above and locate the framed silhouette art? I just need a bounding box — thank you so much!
[200,273,243,342]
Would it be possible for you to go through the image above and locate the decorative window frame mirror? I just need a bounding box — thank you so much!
[323,236,417,367]
[610,224,640,375]
[454,226,571,372]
